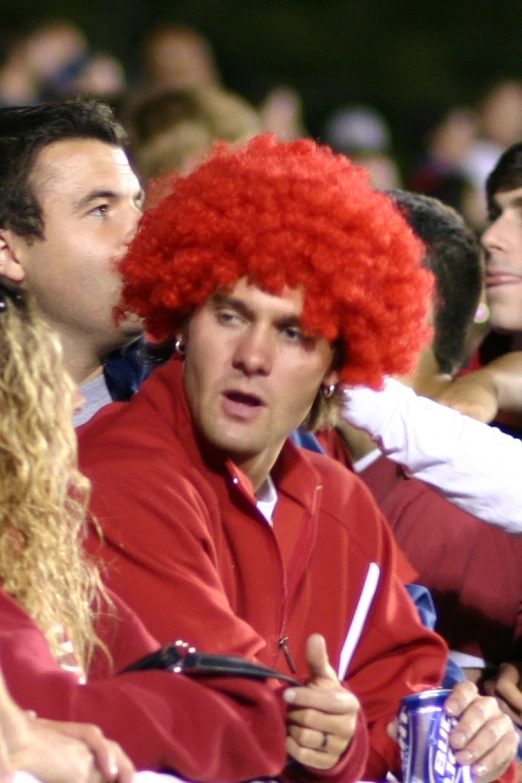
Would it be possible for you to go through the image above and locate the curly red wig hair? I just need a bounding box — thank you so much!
[119,133,432,387]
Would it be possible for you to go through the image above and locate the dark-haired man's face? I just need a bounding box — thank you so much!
[1,138,145,379]
[482,187,522,332]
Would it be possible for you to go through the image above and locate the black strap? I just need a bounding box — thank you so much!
[121,640,301,686]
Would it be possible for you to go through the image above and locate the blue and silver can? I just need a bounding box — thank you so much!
[398,688,474,783]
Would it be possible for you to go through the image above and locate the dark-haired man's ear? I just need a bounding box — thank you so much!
[0,231,25,282]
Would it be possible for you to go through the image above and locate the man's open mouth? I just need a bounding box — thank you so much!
[224,391,263,407]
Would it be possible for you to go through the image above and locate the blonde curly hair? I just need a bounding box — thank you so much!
[0,278,102,676]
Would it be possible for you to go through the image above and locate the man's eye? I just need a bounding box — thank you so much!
[89,204,109,216]
[487,202,501,222]
[282,326,304,342]
[216,310,240,325]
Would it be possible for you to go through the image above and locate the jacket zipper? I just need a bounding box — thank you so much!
[277,483,322,675]
[228,468,305,676]
[279,636,297,673]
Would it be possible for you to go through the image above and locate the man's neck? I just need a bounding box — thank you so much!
[57,331,105,385]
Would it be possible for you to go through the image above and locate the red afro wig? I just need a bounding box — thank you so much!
[119,133,433,387]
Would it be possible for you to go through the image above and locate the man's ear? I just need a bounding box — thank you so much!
[323,369,340,388]
[0,230,25,282]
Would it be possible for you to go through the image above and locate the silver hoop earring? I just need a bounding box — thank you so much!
[174,336,186,356]
[322,383,336,399]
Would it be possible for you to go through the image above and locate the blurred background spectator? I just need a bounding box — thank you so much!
[258,85,308,141]
[462,79,522,227]
[465,80,522,188]
[323,105,401,189]
[406,80,522,230]
[24,19,88,99]
[0,24,39,105]
[2,1,522,212]
[125,85,261,181]
[407,107,479,226]
[139,23,220,92]
[0,18,126,105]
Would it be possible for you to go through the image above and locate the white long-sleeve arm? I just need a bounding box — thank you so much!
[341,377,522,534]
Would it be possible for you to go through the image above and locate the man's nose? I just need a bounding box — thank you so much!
[481,215,508,254]
[123,204,142,245]
[232,328,274,375]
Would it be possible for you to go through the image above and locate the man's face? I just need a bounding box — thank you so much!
[9,138,144,355]
[183,278,336,485]
[482,186,522,332]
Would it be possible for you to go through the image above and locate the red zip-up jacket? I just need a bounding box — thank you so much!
[79,359,449,782]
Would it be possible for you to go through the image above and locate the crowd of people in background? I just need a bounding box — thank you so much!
[1,12,522,783]
[4,15,522,226]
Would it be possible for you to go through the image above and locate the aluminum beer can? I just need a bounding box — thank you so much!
[398,688,474,783]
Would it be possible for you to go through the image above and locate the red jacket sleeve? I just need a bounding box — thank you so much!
[0,591,289,780]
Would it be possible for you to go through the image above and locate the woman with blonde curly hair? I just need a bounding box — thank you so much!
[0,277,294,781]
[0,277,100,677]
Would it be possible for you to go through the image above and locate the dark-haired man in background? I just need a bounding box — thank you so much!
[0,101,145,425]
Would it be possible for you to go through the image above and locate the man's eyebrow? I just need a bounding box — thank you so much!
[276,314,303,326]
[211,292,253,318]
[74,189,120,211]
[495,193,522,210]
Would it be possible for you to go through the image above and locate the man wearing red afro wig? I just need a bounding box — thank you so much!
[79,134,517,783]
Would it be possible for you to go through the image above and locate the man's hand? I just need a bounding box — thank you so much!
[483,663,522,783]
[484,662,522,727]
[283,634,360,770]
[443,680,518,783]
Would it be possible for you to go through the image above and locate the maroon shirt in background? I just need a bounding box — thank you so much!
[360,454,522,666]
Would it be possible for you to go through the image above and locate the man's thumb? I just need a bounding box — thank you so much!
[306,634,339,685]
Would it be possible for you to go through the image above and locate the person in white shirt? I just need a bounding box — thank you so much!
[341,376,522,532]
